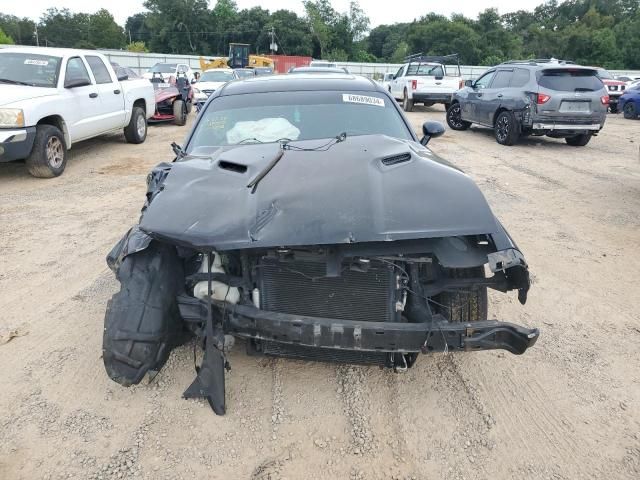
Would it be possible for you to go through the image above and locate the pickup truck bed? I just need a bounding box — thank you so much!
[0,47,155,177]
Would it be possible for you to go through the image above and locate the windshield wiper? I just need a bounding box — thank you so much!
[0,78,33,86]
[246,132,347,194]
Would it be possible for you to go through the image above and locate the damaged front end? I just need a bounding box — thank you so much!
[104,136,538,415]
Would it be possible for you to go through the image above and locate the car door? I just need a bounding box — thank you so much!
[477,69,513,125]
[465,70,496,124]
[390,66,405,99]
[59,56,100,141]
[85,55,126,131]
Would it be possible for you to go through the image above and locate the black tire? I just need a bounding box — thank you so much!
[25,124,67,178]
[103,243,184,386]
[436,267,488,322]
[402,89,414,112]
[565,133,592,147]
[446,103,471,131]
[494,110,519,146]
[609,103,618,114]
[186,100,193,114]
[173,99,187,126]
[123,106,147,144]
[623,102,637,119]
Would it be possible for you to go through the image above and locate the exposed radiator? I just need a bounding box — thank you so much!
[258,258,395,323]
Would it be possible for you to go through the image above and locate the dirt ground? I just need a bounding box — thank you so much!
[1,106,639,480]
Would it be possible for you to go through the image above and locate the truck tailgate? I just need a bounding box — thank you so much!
[416,77,460,94]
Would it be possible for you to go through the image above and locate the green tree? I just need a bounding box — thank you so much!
[0,27,14,44]
[269,10,313,56]
[88,9,125,49]
[125,13,151,45]
[0,15,36,45]
[127,41,149,52]
[144,0,211,54]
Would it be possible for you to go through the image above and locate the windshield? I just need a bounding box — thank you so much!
[0,52,61,88]
[235,70,255,79]
[597,69,613,80]
[189,90,412,149]
[151,63,177,73]
[538,69,604,91]
[407,63,444,77]
[200,70,235,82]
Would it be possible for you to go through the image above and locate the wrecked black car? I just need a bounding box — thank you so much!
[104,74,538,415]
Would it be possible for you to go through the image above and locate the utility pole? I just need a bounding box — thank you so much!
[34,24,39,47]
[269,26,278,55]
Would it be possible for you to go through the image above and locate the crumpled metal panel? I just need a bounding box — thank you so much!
[138,135,500,250]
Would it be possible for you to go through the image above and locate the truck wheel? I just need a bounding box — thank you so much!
[494,111,519,146]
[402,89,414,112]
[173,99,187,126]
[565,133,592,147]
[124,107,147,144]
[609,104,618,114]
[446,103,471,131]
[623,102,637,119]
[436,267,488,322]
[25,124,67,178]
[103,243,185,386]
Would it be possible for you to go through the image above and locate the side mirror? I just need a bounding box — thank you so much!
[464,79,474,88]
[435,76,443,81]
[421,121,445,146]
[392,75,397,80]
[117,73,128,81]
[64,78,91,89]
[191,78,197,84]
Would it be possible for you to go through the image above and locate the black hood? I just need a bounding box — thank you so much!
[139,135,500,250]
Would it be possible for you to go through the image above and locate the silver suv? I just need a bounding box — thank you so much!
[447,60,609,146]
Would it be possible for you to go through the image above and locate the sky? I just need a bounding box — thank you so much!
[2,0,545,27]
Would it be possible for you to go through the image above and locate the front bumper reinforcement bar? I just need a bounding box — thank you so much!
[178,297,539,356]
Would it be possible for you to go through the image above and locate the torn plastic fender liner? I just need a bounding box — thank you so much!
[106,225,153,273]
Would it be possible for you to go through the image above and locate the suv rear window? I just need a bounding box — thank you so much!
[538,69,603,92]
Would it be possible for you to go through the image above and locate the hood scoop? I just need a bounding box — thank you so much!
[218,160,248,174]
[381,152,412,166]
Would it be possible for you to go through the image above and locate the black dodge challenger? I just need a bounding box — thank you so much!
[104,73,538,415]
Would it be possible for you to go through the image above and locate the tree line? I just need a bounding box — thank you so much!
[1,0,639,69]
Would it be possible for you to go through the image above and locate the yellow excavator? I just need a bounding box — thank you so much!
[199,43,274,71]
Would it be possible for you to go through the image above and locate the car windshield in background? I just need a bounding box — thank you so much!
[150,63,177,73]
[406,64,445,77]
[188,91,412,149]
[200,71,236,82]
[538,69,604,92]
[235,70,255,79]
[597,69,613,80]
[0,52,61,88]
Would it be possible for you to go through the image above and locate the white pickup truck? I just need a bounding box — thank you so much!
[0,47,155,178]
[389,55,464,112]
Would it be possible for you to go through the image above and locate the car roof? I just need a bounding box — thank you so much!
[289,67,347,73]
[497,60,596,71]
[219,73,379,95]
[0,46,107,57]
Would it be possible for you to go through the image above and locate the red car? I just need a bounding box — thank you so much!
[597,68,626,113]
[149,73,194,126]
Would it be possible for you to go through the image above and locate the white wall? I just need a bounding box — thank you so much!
[2,45,639,80]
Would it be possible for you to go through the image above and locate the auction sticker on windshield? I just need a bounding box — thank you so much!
[24,59,49,66]
[342,94,385,107]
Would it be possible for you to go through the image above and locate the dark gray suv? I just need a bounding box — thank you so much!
[446,61,609,146]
